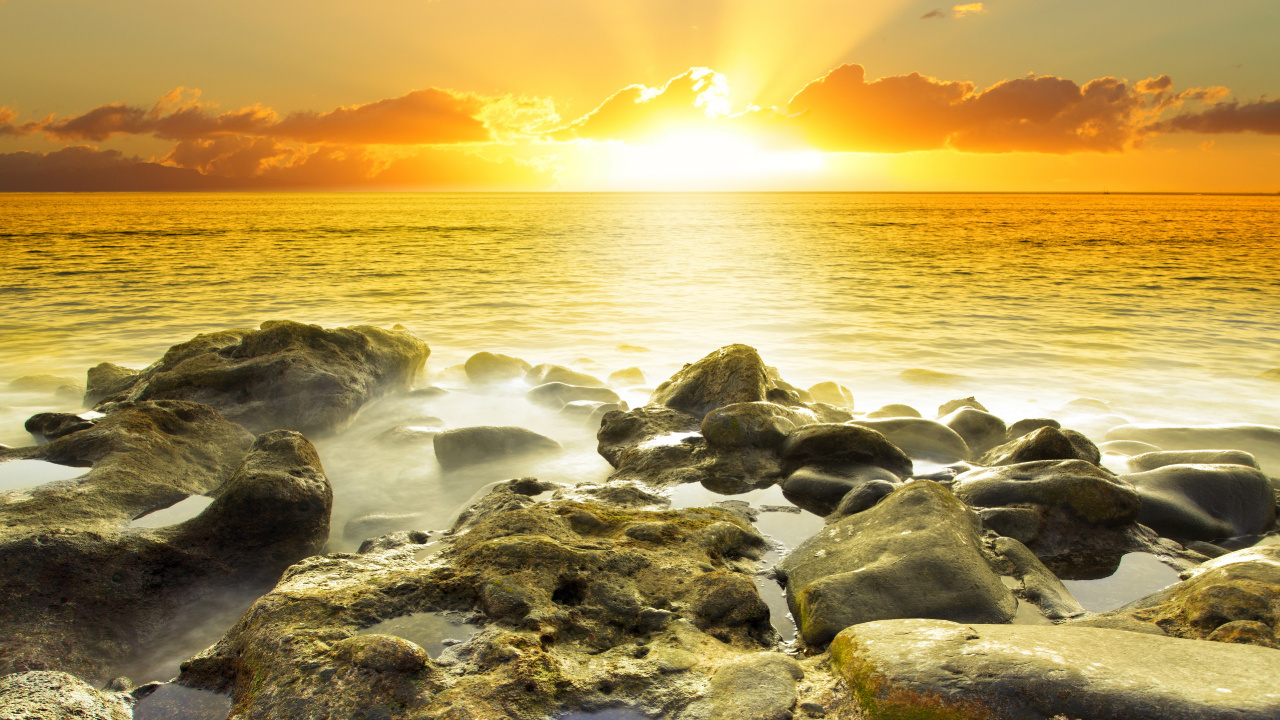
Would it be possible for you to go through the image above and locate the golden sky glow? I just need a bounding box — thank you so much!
[1,0,1277,191]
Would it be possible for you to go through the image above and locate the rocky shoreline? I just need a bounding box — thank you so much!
[0,322,1277,719]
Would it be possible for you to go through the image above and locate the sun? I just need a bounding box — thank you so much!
[597,129,825,190]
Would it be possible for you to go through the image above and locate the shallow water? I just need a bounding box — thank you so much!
[1061,552,1182,613]
[0,458,85,491]
[358,612,475,659]
[132,683,231,720]
[129,496,214,529]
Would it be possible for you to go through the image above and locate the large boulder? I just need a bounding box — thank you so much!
[779,465,899,517]
[777,481,1016,647]
[0,403,331,682]
[830,619,1280,720]
[953,459,1141,527]
[526,382,621,410]
[650,345,771,419]
[463,351,530,384]
[700,402,814,450]
[1105,424,1280,470]
[525,363,605,388]
[1123,463,1277,541]
[91,321,430,435]
[982,425,1101,466]
[779,424,913,480]
[433,426,562,470]
[1126,449,1261,473]
[940,407,1007,456]
[849,417,971,463]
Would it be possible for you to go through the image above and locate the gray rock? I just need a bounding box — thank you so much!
[93,321,429,436]
[650,344,771,419]
[701,401,814,450]
[1124,463,1277,540]
[940,407,1006,456]
[1127,449,1261,472]
[24,412,96,441]
[936,396,987,417]
[608,367,646,386]
[525,363,605,388]
[806,382,853,409]
[830,618,1280,720]
[596,406,702,468]
[526,382,621,409]
[778,481,1015,647]
[1105,423,1280,470]
[433,426,561,470]
[708,653,804,720]
[953,459,1141,526]
[864,403,921,419]
[0,671,133,720]
[463,351,530,383]
[828,479,899,520]
[1006,417,1061,441]
[779,423,913,479]
[780,465,898,517]
[849,417,971,463]
[982,425,1101,466]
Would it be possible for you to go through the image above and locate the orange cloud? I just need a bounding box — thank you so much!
[952,3,986,18]
[1153,98,1280,136]
[0,106,48,137]
[553,68,731,142]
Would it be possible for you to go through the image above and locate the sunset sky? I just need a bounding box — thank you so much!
[2,0,1278,192]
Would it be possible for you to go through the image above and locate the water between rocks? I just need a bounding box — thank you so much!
[1062,553,1184,613]
[128,495,215,529]
[359,612,477,660]
[0,458,85,492]
[132,683,231,720]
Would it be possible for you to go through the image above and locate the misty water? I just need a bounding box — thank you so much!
[2,192,1279,684]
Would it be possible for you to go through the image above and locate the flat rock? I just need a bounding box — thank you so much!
[650,345,771,419]
[1123,463,1277,541]
[850,417,971,463]
[778,481,1015,647]
[433,426,561,470]
[982,425,1101,466]
[830,618,1280,720]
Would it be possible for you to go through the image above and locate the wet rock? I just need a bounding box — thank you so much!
[616,343,649,353]
[806,382,853,409]
[978,507,1043,545]
[585,403,628,430]
[940,407,1006,456]
[570,483,669,509]
[982,425,1101,466]
[1127,449,1261,472]
[707,653,804,720]
[1106,423,1280,470]
[1006,417,1061,441]
[849,417,971,463]
[778,481,1015,647]
[650,345,771,419]
[779,423,913,479]
[992,536,1084,619]
[433,426,562,470]
[358,531,432,555]
[827,478,899,521]
[24,412,96,441]
[689,572,771,633]
[701,402,814,450]
[830,618,1280,720]
[937,396,988,417]
[863,403,921,419]
[93,321,429,435]
[84,363,142,407]
[0,405,330,682]
[1124,463,1277,541]
[780,465,898,517]
[527,382,621,410]
[526,363,606,388]
[1064,397,1113,413]
[1074,546,1280,649]
[597,406,701,468]
[464,351,530,383]
[608,367,646,386]
[954,459,1141,526]
[0,670,133,720]
[373,420,443,446]
[1098,439,1162,455]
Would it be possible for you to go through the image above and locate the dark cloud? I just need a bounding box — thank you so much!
[1153,98,1280,136]
[0,147,231,191]
[921,9,946,19]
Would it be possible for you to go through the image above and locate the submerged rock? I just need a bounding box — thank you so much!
[526,363,606,388]
[898,368,968,386]
[650,345,771,419]
[863,403,921,419]
[936,396,988,417]
[0,671,133,720]
[1124,463,1277,541]
[527,382,621,409]
[608,367,646,387]
[1126,449,1261,472]
[1006,417,1061,441]
[778,481,1016,647]
[433,426,562,470]
[806,382,853,409]
[1106,423,1280,469]
[830,619,1280,720]
[463,351,530,384]
[91,321,429,435]
[982,425,1101,466]
[850,417,971,463]
[940,407,1006,456]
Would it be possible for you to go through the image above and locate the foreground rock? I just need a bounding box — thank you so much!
[830,619,1280,720]
[433,426,562,470]
[778,481,1016,647]
[90,321,430,435]
[0,671,133,720]
[1106,423,1280,470]
[0,402,331,682]
[1124,463,1277,541]
[176,487,785,719]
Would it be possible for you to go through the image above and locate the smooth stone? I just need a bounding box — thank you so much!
[778,481,1015,647]
[433,426,562,470]
[982,425,1101,466]
[525,363,606,388]
[607,367,646,386]
[650,344,771,419]
[827,477,901,521]
[1098,439,1162,455]
[0,671,133,720]
[993,536,1085,619]
[779,465,898,516]
[701,401,814,450]
[806,382,853,409]
[1127,449,1261,472]
[1124,463,1277,541]
[940,407,1007,456]
[863,403,921,419]
[463,351,530,384]
[560,400,611,420]
[374,423,442,446]
[849,417,971,464]
[1063,397,1113,414]
[1105,424,1280,469]
[936,396,988,417]
[706,653,804,720]
[779,423,913,479]
[527,383,621,410]
[830,619,1280,720]
[954,459,1141,526]
[1006,417,1061,441]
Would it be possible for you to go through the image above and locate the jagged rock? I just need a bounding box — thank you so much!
[1105,424,1280,470]
[982,425,1101,466]
[940,407,1006,456]
[651,345,771,419]
[806,382,853,409]
[863,404,921,419]
[849,417,971,463]
[701,402,815,450]
[937,396,988,417]
[432,426,562,470]
[175,496,781,719]
[91,321,429,435]
[707,653,804,720]
[779,424,913,479]
[1006,417,1061,441]
[0,405,330,682]
[0,671,133,720]
[777,481,1015,647]
[830,619,1280,720]
[1127,449,1261,472]
[525,363,606,388]
[779,466,898,517]
[608,367,646,386]
[463,351,530,383]
[1123,463,1277,541]
[1073,546,1280,650]
[527,382,621,409]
